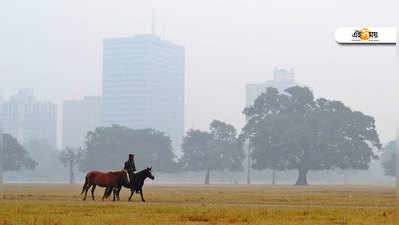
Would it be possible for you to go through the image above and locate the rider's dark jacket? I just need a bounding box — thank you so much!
[124,159,136,174]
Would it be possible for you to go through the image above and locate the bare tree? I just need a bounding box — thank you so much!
[59,147,82,184]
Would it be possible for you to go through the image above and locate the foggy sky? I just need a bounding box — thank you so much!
[1,0,398,147]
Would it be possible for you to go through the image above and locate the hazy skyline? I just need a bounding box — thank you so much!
[1,0,398,147]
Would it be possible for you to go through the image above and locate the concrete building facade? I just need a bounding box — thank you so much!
[246,68,296,106]
[0,89,57,146]
[102,34,185,151]
[62,96,102,148]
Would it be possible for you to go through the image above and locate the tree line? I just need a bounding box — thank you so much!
[1,86,395,185]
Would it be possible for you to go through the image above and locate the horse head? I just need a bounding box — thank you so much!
[145,167,155,180]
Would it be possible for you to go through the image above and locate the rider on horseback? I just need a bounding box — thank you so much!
[124,154,136,187]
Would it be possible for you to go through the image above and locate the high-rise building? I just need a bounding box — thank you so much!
[0,89,57,146]
[62,96,102,148]
[246,68,296,106]
[102,34,185,151]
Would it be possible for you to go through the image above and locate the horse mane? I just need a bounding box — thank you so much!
[135,168,148,176]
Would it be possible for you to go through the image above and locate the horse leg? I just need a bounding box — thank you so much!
[112,188,116,201]
[128,189,134,201]
[140,189,145,202]
[102,187,109,201]
[91,185,96,200]
[116,186,121,201]
[83,184,92,201]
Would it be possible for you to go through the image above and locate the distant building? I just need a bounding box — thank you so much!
[102,34,185,152]
[246,68,296,106]
[0,89,57,146]
[62,96,102,148]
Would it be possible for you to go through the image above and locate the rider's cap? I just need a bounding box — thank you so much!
[129,154,135,157]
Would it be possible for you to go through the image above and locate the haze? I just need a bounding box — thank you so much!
[1,0,398,147]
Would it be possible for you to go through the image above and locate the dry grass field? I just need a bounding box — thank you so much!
[0,183,395,225]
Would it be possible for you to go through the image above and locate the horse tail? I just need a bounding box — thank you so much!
[80,176,88,195]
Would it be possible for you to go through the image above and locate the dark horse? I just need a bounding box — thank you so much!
[118,167,155,202]
[80,170,129,201]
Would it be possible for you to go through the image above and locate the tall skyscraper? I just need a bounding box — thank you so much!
[246,68,296,106]
[62,96,102,148]
[102,34,185,152]
[0,89,57,146]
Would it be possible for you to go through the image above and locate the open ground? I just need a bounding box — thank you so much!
[0,183,395,225]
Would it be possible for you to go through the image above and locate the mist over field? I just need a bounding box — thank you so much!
[0,0,398,186]
[0,2,397,225]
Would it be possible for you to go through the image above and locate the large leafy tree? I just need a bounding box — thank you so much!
[241,86,381,185]
[180,120,244,184]
[59,147,82,184]
[79,125,177,173]
[0,134,37,183]
[381,141,395,177]
[210,120,244,172]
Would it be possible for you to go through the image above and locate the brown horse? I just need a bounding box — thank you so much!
[80,170,129,201]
